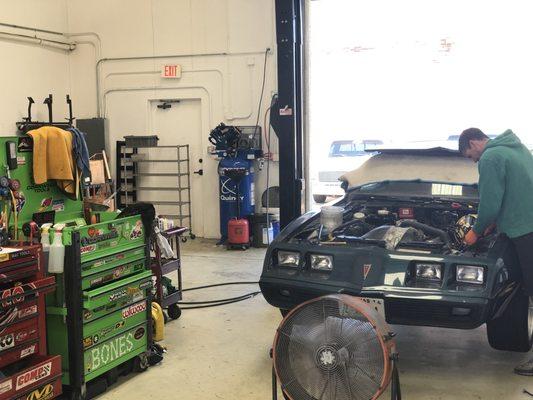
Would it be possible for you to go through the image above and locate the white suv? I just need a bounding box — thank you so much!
[312,139,382,203]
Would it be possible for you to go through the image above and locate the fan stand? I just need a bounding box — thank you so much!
[269,349,402,400]
[390,354,402,400]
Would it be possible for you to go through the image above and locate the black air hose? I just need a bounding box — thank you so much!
[397,219,451,248]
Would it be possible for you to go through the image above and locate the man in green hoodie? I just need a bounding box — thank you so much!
[459,127,533,375]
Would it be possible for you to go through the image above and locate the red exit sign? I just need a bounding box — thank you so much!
[161,64,182,78]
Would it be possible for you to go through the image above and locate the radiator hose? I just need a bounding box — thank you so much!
[397,219,451,248]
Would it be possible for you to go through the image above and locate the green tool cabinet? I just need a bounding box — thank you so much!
[46,214,152,399]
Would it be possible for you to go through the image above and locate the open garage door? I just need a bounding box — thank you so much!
[305,0,533,209]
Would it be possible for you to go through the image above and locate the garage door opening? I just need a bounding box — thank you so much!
[306,0,533,209]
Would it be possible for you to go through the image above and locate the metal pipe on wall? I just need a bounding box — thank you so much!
[103,67,254,120]
[0,21,65,36]
[95,50,269,117]
[0,30,75,51]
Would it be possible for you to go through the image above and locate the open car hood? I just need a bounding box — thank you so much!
[340,147,479,189]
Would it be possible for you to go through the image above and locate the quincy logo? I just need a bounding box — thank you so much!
[26,383,54,400]
[122,302,146,319]
[89,332,135,371]
[16,362,52,390]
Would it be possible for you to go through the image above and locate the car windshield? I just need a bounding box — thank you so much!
[348,180,479,200]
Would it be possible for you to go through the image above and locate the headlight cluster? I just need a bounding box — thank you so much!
[415,263,442,281]
[413,262,485,285]
[456,265,484,285]
[276,251,333,271]
[310,255,333,271]
[277,251,300,267]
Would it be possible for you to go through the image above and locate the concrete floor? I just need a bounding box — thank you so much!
[100,239,533,400]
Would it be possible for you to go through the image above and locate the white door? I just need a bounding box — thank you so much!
[139,99,204,237]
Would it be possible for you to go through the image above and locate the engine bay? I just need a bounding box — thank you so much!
[293,199,496,255]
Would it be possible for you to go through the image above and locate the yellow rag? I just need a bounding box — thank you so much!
[27,126,77,194]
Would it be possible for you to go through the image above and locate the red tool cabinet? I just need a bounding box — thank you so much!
[0,245,60,400]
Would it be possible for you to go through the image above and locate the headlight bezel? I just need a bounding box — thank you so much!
[456,264,485,285]
[276,250,301,268]
[309,254,334,271]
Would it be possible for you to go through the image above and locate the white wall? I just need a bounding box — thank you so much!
[66,0,280,238]
[0,0,72,134]
[0,0,279,239]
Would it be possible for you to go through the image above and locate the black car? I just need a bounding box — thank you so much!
[260,148,531,352]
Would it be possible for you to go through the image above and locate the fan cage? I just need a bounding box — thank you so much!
[273,294,395,400]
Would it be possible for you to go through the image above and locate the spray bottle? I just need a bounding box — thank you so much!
[48,225,65,274]
[40,223,53,273]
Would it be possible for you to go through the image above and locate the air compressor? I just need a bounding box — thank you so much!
[210,123,261,246]
[218,162,253,248]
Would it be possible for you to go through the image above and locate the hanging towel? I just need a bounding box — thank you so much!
[68,127,91,182]
[27,126,77,195]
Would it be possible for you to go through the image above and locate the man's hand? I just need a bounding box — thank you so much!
[464,229,479,246]
[484,223,496,236]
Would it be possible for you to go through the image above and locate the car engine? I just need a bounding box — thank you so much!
[292,201,496,255]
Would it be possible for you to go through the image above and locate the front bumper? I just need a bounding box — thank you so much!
[260,276,492,329]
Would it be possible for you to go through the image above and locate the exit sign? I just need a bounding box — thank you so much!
[161,65,182,78]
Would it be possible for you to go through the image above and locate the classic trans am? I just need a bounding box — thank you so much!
[260,148,531,352]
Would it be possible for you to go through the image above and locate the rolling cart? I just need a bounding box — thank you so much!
[151,226,188,321]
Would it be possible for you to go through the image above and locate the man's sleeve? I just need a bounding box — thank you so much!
[473,157,505,235]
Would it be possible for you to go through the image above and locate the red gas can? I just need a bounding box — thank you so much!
[227,218,250,249]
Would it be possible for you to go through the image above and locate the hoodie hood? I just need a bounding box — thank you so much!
[485,129,523,150]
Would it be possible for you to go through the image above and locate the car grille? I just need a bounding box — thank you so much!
[387,300,451,321]
[385,298,484,329]
[318,171,344,182]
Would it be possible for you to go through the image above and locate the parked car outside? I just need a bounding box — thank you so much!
[312,139,383,203]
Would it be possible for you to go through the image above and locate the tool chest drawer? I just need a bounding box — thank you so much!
[83,300,148,351]
[72,216,146,263]
[0,355,62,400]
[0,318,40,369]
[82,271,152,323]
[84,323,147,381]
[81,247,146,291]
[0,249,39,285]
[14,375,62,400]
[0,277,55,312]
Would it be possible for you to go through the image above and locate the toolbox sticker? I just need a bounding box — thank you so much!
[0,380,12,395]
[88,331,137,372]
[0,333,15,350]
[16,156,26,166]
[122,301,147,319]
[80,245,96,254]
[39,198,53,211]
[25,383,54,400]
[83,320,126,349]
[20,344,36,358]
[81,229,118,246]
[83,310,93,321]
[51,199,64,212]
[16,329,36,343]
[134,327,145,340]
[129,221,143,240]
[109,290,127,302]
[16,362,52,390]
[18,305,38,319]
